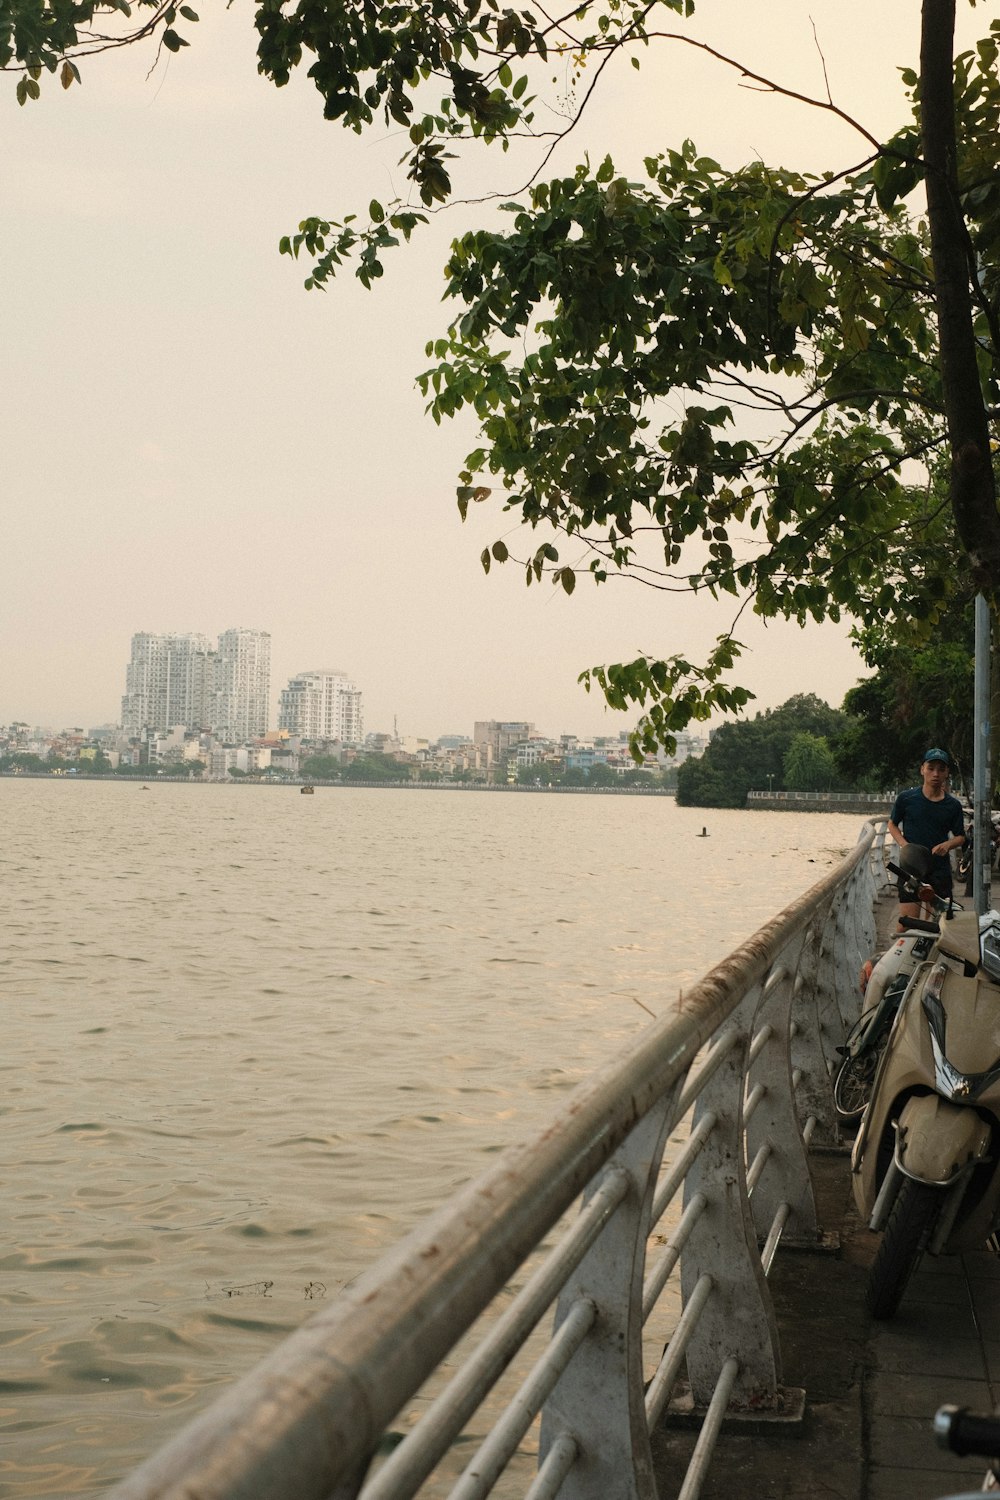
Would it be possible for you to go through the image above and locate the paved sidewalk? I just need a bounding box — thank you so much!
[650,1147,1000,1500]
[651,890,1000,1499]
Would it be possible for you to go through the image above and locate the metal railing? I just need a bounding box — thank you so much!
[109,823,885,1500]
[746,790,892,804]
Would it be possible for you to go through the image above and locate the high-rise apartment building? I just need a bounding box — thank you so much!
[213,628,271,742]
[121,632,214,736]
[120,628,270,740]
[278,669,363,744]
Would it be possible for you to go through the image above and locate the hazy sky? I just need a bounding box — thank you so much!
[1,2,967,740]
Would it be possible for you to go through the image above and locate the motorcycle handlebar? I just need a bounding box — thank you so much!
[898,917,941,934]
[887,860,950,912]
[934,1404,1000,1458]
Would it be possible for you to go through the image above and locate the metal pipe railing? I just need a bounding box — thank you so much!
[108,820,884,1500]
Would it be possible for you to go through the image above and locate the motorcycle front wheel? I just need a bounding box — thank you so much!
[833,1032,888,1121]
[867,1177,942,1319]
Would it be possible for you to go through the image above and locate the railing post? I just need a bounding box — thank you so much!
[745,958,819,1246]
[842,844,878,985]
[677,985,782,1411]
[828,838,880,1034]
[539,1084,681,1500]
[787,922,841,1149]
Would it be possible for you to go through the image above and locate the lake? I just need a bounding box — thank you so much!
[0,780,864,1495]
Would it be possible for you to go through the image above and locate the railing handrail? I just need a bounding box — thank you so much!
[746,789,892,803]
[109,823,885,1500]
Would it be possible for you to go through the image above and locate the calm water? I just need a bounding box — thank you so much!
[0,781,862,1496]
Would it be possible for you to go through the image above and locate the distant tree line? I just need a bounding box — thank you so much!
[677,695,853,809]
[0,753,206,777]
[299,752,678,790]
[676,604,982,810]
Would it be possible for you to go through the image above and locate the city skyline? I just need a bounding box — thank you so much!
[6,621,844,747]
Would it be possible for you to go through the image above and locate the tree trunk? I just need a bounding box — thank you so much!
[920,0,1000,592]
[991,606,1000,804]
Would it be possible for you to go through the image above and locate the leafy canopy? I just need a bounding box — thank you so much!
[676,692,849,807]
[1,1,197,101]
[8,0,1000,755]
[269,2,1000,756]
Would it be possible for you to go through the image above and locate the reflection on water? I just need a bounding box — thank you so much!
[0,780,862,1494]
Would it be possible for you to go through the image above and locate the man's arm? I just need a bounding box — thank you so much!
[933,802,967,856]
[888,819,906,848]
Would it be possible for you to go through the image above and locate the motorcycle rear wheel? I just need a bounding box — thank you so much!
[833,1032,888,1121]
[867,1177,942,1320]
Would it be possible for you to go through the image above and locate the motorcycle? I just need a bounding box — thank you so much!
[833,889,942,1122]
[957,815,1000,897]
[851,844,1000,1319]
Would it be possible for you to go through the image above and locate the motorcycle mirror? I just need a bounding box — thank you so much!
[898,843,933,881]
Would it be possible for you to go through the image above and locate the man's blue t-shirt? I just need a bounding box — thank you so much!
[890,786,964,882]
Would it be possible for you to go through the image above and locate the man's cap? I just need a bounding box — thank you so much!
[923,748,950,765]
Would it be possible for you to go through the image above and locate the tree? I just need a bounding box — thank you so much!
[163,757,206,778]
[677,693,850,806]
[833,609,975,790]
[86,749,113,775]
[269,0,1000,756]
[1,2,198,102]
[783,732,840,792]
[1,751,50,773]
[343,754,405,781]
[619,766,655,787]
[8,2,1000,753]
[300,753,343,780]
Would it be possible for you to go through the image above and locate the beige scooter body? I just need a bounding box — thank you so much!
[852,909,1000,1256]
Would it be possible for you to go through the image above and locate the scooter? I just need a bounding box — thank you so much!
[834,914,941,1122]
[851,844,1000,1319]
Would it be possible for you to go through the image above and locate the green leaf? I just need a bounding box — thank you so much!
[369,199,385,223]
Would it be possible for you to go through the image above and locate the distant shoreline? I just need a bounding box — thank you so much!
[0,771,676,797]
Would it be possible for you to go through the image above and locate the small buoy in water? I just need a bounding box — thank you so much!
[697,827,709,837]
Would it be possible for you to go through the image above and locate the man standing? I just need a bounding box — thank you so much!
[888,749,966,924]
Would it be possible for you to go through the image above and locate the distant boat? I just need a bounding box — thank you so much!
[300,785,315,795]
